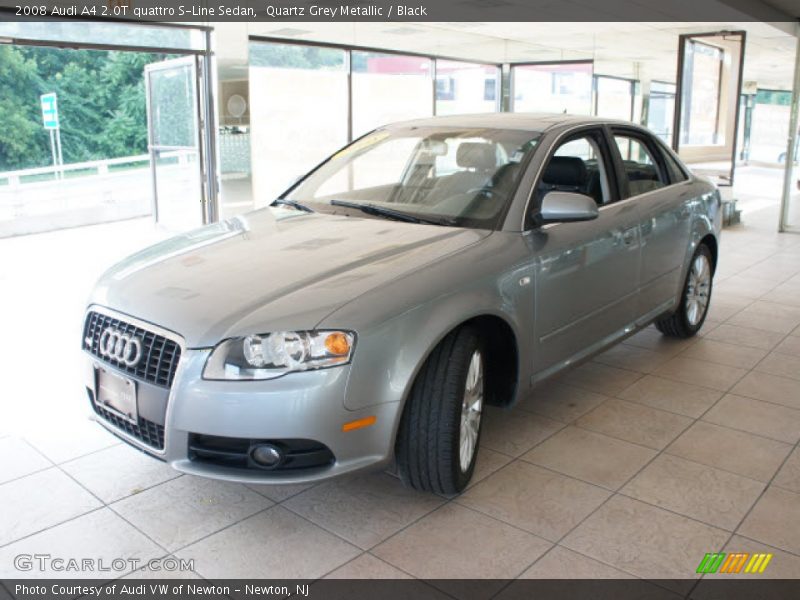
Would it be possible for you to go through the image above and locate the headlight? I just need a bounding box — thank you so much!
[203,330,355,380]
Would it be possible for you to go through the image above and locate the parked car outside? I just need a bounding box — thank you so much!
[83,114,721,493]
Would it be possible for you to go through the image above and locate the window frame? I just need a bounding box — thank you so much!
[524,125,619,230]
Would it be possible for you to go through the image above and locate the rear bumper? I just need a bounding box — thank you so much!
[85,347,401,484]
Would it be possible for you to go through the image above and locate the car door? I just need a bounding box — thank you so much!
[610,128,693,323]
[528,127,642,381]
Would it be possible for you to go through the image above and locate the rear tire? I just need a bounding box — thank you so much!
[395,327,484,495]
[655,244,713,338]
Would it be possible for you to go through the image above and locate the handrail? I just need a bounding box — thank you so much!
[0,149,193,188]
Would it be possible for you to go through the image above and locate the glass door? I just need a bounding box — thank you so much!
[145,56,205,230]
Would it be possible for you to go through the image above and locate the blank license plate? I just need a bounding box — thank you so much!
[95,367,138,424]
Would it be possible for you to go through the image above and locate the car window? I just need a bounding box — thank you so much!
[614,135,667,197]
[288,127,541,230]
[538,134,610,206]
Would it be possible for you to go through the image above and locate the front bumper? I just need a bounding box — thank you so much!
[84,346,401,484]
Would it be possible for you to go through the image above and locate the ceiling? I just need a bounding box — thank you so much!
[240,21,798,90]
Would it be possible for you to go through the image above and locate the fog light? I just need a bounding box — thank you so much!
[250,444,283,467]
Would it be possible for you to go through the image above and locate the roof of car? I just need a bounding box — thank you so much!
[383,112,638,133]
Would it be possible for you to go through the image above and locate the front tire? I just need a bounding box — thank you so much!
[655,244,713,338]
[395,327,484,494]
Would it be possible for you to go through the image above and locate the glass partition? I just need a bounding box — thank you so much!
[435,60,500,115]
[249,41,348,205]
[351,52,433,138]
[512,62,593,114]
[595,76,634,121]
[648,81,676,143]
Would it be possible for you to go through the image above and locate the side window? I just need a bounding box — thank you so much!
[539,134,610,206]
[614,135,668,197]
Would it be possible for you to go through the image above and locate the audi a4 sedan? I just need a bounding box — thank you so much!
[83,114,721,493]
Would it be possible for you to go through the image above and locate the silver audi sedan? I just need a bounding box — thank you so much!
[83,114,721,493]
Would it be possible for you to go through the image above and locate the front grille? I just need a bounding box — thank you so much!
[83,311,181,387]
[188,434,335,472]
[89,389,165,450]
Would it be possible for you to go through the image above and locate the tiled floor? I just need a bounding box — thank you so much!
[2,180,800,594]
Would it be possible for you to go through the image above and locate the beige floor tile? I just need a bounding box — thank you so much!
[618,375,722,418]
[112,475,272,551]
[774,335,800,355]
[705,298,747,323]
[561,495,729,586]
[653,356,748,392]
[245,482,317,503]
[756,352,800,381]
[726,307,800,335]
[702,323,786,350]
[61,444,181,503]
[178,506,360,579]
[0,508,162,578]
[679,339,768,370]
[621,454,764,531]
[372,503,551,580]
[480,406,563,457]
[457,461,610,540]
[703,394,800,444]
[667,421,791,482]
[0,437,51,485]
[468,446,513,489]
[715,277,778,300]
[519,545,635,579]
[593,344,671,374]
[559,362,643,396]
[24,418,120,464]
[731,371,800,410]
[738,486,800,555]
[0,468,102,546]
[518,382,609,423]
[324,553,412,579]
[284,473,443,550]
[773,448,800,494]
[522,426,656,490]
[576,399,692,450]
[622,327,697,356]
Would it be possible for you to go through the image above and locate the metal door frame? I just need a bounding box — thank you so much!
[673,31,747,187]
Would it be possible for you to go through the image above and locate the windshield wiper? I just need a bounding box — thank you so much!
[330,199,453,226]
[271,199,314,213]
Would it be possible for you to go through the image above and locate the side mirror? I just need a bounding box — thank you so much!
[538,191,599,224]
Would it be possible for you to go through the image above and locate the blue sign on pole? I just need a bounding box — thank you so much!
[40,93,59,130]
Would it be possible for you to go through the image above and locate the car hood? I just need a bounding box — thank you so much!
[89,207,490,347]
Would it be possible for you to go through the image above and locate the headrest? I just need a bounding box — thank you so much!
[543,156,587,187]
[456,143,497,171]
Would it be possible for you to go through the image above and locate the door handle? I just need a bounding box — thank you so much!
[622,228,637,245]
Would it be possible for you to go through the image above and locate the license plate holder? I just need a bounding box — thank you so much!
[94,367,138,424]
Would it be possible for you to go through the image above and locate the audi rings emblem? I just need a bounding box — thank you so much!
[98,327,143,367]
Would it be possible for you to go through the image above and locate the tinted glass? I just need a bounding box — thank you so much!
[614,135,667,197]
[539,134,609,206]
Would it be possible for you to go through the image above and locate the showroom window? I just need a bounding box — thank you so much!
[511,61,594,114]
[249,41,349,204]
[435,60,501,115]
[351,52,433,138]
[594,75,635,121]
[648,81,677,143]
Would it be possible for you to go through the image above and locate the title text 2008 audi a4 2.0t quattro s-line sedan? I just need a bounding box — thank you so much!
[83,114,721,493]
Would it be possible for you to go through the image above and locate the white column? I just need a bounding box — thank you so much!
[779,25,800,233]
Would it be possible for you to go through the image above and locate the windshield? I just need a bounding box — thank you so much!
[285,126,541,230]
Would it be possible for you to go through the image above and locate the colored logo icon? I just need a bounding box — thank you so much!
[696,552,773,574]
